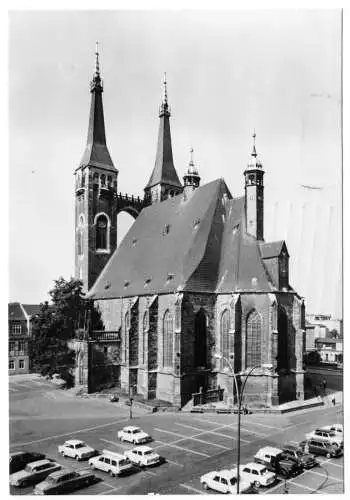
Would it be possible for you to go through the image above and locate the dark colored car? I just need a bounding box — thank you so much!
[299,439,342,459]
[254,447,302,478]
[10,451,46,475]
[33,469,98,495]
[282,444,318,469]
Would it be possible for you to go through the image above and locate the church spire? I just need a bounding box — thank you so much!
[183,147,201,200]
[144,74,182,203]
[78,42,116,172]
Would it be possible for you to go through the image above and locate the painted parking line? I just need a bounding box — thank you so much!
[180,483,208,494]
[318,458,344,469]
[243,420,280,431]
[100,486,123,495]
[239,425,268,438]
[174,422,236,440]
[10,417,130,448]
[153,439,210,458]
[100,438,130,450]
[154,428,231,450]
[183,418,251,443]
[164,458,184,467]
[308,468,342,483]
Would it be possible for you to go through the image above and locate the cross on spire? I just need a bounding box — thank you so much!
[95,41,100,76]
[252,130,257,157]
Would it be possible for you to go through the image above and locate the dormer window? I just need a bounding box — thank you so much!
[124,280,130,288]
[193,218,200,230]
[163,224,170,235]
[166,273,175,284]
[132,238,138,248]
[104,281,111,290]
[144,278,152,288]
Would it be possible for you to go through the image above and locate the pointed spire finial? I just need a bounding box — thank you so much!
[95,41,100,76]
[189,146,194,166]
[251,129,257,157]
[163,72,168,105]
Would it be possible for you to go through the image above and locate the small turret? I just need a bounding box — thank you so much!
[183,147,201,200]
[244,132,265,240]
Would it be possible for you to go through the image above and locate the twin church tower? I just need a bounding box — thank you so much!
[75,45,264,291]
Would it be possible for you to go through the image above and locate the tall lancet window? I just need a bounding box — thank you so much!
[78,215,84,256]
[163,310,173,368]
[221,309,230,361]
[96,214,108,250]
[246,310,262,368]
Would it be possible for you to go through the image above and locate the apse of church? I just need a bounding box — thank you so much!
[73,47,305,408]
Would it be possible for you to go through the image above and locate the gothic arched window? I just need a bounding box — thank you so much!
[246,310,262,368]
[221,309,230,361]
[78,215,84,256]
[163,310,173,367]
[100,174,106,187]
[96,214,108,250]
[142,312,148,364]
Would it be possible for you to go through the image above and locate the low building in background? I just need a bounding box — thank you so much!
[306,314,343,337]
[8,303,41,375]
[314,337,343,365]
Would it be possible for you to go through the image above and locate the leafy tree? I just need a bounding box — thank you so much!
[303,350,322,366]
[29,277,103,387]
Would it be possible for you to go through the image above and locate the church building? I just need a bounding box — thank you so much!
[74,47,305,407]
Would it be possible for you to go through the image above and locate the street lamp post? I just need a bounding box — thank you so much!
[215,353,273,494]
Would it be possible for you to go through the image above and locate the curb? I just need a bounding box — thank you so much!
[183,400,325,415]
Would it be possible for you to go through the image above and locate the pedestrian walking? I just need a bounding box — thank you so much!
[331,396,336,406]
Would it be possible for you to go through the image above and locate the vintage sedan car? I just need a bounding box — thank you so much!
[117,426,152,444]
[58,439,96,460]
[200,469,252,494]
[282,444,318,469]
[305,428,343,448]
[321,424,343,436]
[10,459,61,487]
[237,462,276,488]
[10,451,46,475]
[124,446,161,467]
[33,469,98,495]
[299,439,342,459]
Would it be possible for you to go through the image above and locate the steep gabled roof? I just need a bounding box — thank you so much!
[8,302,26,321]
[22,304,42,317]
[89,179,230,299]
[259,240,288,259]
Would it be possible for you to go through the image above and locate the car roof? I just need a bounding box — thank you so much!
[64,439,86,445]
[244,462,266,470]
[132,446,153,452]
[283,444,298,451]
[210,469,236,478]
[10,451,26,458]
[123,426,141,432]
[28,459,52,467]
[257,447,283,455]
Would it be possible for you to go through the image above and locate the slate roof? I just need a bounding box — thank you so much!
[22,304,42,317]
[259,240,288,259]
[8,302,26,321]
[89,178,282,300]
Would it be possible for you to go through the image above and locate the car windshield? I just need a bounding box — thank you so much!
[229,477,237,485]
[75,443,86,449]
[260,468,268,475]
[132,429,141,434]
[47,476,56,483]
[295,450,303,457]
[144,450,153,455]
[120,459,129,466]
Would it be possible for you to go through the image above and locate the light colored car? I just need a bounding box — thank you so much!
[117,426,151,444]
[237,462,276,488]
[305,428,343,448]
[89,450,134,477]
[321,424,343,436]
[200,469,252,494]
[58,439,95,460]
[124,446,161,467]
[10,459,61,487]
[33,469,97,495]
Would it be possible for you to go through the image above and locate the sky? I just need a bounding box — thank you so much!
[8,9,342,317]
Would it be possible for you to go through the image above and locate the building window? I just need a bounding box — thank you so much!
[100,174,106,187]
[221,309,230,362]
[246,310,262,368]
[163,310,173,368]
[18,341,25,353]
[12,324,22,335]
[9,341,15,352]
[9,360,15,370]
[19,359,25,369]
[96,214,108,250]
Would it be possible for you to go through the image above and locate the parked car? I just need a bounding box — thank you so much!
[58,440,96,460]
[200,469,252,494]
[117,426,152,444]
[321,424,343,437]
[10,459,61,487]
[124,446,161,467]
[282,444,318,469]
[236,462,276,488]
[299,439,342,459]
[305,428,343,448]
[89,450,134,477]
[254,446,301,478]
[10,451,46,475]
[33,469,98,495]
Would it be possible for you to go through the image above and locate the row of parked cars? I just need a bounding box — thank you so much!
[9,426,158,495]
[199,422,343,494]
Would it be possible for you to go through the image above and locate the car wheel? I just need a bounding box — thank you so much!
[326,452,331,459]
[254,481,261,488]
[91,464,96,470]
[60,451,65,456]
[203,482,209,490]
[75,455,80,461]
[109,470,114,477]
